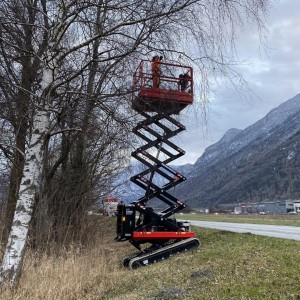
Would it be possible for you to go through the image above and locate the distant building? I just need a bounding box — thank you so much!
[103,196,119,216]
[246,200,298,214]
[293,200,300,213]
[234,206,242,214]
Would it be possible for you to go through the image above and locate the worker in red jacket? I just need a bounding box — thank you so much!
[151,55,163,88]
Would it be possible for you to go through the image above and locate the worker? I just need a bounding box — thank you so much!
[151,55,163,88]
[178,72,191,91]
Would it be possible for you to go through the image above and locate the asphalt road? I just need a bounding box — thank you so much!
[188,220,300,241]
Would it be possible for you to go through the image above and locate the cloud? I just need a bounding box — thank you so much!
[177,0,300,165]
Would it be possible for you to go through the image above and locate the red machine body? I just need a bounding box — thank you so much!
[132,60,193,114]
[132,231,195,240]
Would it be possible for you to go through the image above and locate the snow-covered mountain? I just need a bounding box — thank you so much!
[176,93,300,206]
[193,94,300,172]
[113,93,300,206]
[112,162,193,203]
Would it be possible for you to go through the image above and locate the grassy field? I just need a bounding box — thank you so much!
[178,213,300,227]
[1,216,300,299]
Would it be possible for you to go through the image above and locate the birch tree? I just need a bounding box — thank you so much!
[0,0,69,284]
[0,0,43,244]
[0,0,271,286]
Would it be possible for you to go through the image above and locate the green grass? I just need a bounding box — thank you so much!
[177,214,300,227]
[109,226,300,300]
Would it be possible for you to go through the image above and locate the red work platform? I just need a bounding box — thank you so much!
[132,231,195,240]
[132,60,194,114]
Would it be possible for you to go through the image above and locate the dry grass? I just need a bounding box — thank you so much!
[1,216,300,300]
[1,217,133,300]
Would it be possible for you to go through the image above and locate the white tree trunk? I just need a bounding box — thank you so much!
[0,1,65,284]
[0,108,50,285]
[0,54,55,284]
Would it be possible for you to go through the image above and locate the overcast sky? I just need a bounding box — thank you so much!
[174,0,300,165]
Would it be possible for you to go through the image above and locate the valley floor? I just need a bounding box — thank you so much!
[188,220,300,241]
[1,216,299,299]
[178,213,300,227]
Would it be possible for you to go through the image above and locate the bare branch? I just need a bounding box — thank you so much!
[49,127,82,137]
[0,143,25,157]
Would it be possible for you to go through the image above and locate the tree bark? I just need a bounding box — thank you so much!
[0,108,49,285]
[1,68,32,246]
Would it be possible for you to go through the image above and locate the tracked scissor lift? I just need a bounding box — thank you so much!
[116,60,200,269]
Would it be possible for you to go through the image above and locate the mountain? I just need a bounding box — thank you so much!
[113,94,300,207]
[111,164,145,202]
[176,94,300,207]
[111,162,194,203]
[193,94,300,171]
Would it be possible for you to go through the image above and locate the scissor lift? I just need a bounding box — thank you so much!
[116,60,200,269]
